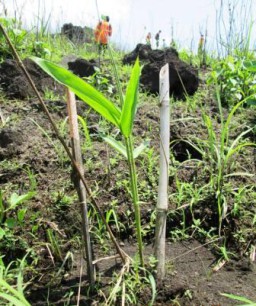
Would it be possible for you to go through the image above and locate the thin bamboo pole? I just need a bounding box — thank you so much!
[66,89,94,284]
[154,63,170,281]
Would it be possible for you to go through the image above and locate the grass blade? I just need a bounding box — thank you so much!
[0,279,30,305]
[221,293,256,305]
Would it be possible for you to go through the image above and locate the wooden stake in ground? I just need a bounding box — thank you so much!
[154,63,170,281]
[66,89,95,284]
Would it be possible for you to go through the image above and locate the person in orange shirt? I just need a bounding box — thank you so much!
[94,16,112,53]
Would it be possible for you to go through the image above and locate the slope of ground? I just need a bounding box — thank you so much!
[0,60,255,305]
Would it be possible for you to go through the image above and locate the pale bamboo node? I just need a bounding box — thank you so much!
[154,63,170,281]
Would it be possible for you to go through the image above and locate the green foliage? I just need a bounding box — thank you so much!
[195,98,255,234]
[46,229,63,261]
[0,17,52,61]
[0,254,31,306]
[84,67,115,94]
[221,293,256,305]
[1,10,256,304]
[0,18,27,61]
[31,56,145,266]
[169,90,255,246]
[102,135,148,159]
[0,190,35,239]
[31,56,122,127]
[208,55,256,107]
[120,59,140,137]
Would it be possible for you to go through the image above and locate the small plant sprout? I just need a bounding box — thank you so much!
[31,56,145,267]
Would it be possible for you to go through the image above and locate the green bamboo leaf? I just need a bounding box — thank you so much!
[31,57,121,127]
[102,135,127,158]
[133,140,150,159]
[120,58,141,137]
[103,136,149,159]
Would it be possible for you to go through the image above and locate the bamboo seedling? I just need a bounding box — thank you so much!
[154,64,170,280]
[31,56,145,267]
[0,22,127,270]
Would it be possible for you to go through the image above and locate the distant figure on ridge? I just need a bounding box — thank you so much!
[94,15,112,53]
[198,34,204,55]
[198,34,205,66]
[146,32,152,46]
[162,38,167,49]
[155,30,161,48]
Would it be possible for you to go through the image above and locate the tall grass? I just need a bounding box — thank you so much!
[215,0,254,57]
[187,93,256,235]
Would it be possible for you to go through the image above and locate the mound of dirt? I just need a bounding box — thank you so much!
[123,44,199,99]
[61,23,93,44]
[68,58,98,77]
[0,127,24,159]
[0,58,64,99]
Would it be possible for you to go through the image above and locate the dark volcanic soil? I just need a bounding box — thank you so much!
[0,58,255,305]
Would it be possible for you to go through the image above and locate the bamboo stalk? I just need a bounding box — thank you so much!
[125,136,144,267]
[154,63,170,281]
[66,89,95,284]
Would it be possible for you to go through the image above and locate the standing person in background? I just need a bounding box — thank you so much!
[146,32,152,47]
[155,30,161,48]
[162,38,167,49]
[198,34,205,67]
[94,16,112,54]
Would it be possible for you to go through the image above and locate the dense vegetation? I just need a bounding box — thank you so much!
[0,3,255,305]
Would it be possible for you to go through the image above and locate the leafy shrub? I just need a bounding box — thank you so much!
[0,17,51,61]
[208,55,256,107]
[0,18,27,61]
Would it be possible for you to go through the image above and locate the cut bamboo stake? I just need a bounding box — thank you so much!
[154,63,170,281]
[66,89,94,284]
